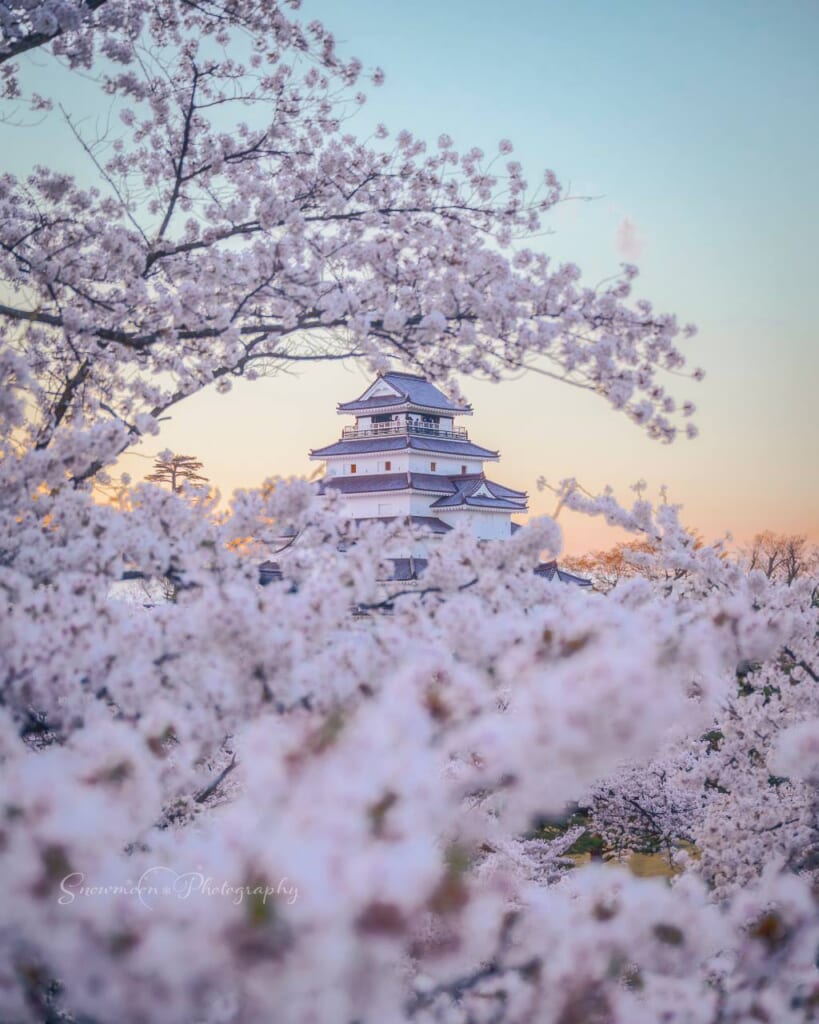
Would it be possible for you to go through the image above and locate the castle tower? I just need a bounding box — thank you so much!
[309,372,528,546]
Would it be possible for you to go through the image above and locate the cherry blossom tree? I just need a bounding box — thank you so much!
[1,3,818,1024]
[561,537,697,593]
[2,0,702,477]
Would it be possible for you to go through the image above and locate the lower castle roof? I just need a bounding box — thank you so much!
[320,472,527,512]
[353,515,452,535]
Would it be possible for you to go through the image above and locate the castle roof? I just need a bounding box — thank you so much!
[428,475,527,511]
[353,515,452,535]
[321,472,527,511]
[310,434,499,460]
[338,371,471,416]
[429,494,526,511]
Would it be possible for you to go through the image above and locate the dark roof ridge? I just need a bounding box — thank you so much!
[383,370,428,381]
[472,475,528,498]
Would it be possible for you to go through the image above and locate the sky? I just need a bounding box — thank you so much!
[14,0,819,554]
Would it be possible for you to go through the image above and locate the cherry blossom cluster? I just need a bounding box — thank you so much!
[2,0,701,473]
[2,439,818,1022]
[1,3,816,1022]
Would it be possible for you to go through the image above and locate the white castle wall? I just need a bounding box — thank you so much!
[324,452,490,477]
[330,490,456,520]
[337,492,414,519]
[324,455,402,477]
[438,509,516,540]
[406,453,486,475]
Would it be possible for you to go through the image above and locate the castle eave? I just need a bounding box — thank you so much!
[336,397,473,418]
[431,495,528,511]
[310,436,499,459]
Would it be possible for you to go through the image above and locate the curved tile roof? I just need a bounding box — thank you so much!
[408,435,498,457]
[338,372,472,415]
[428,476,528,510]
[430,494,527,511]
[320,472,411,494]
[320,473,527,506]
[310,435,499,459]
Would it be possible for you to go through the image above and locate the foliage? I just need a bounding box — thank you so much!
[561,538,681,593]
[743,531,819,587]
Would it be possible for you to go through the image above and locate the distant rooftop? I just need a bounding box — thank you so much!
[534,561,593,587]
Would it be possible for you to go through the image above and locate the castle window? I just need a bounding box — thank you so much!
[461,465,467,475]
[430,461,437,471]
[384,460,392,471]
[350,464,357,474]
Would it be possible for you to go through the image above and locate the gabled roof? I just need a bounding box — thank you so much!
[428,476,528,512]
[338,372,472,415]
[431,494,527,511]
[310,435,499,459]
[438,473,526,499]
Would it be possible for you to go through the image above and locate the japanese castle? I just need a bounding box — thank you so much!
[309,371,528,548]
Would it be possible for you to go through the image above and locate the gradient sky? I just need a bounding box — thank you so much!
[15,0,819,554]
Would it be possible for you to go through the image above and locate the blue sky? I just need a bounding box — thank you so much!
[8,0,819,550]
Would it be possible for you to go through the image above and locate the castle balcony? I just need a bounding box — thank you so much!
[341,422,469,442]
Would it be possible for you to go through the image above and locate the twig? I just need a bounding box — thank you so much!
[194,753,238,804]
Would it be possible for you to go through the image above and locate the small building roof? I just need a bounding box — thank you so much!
[534,561,593,587]
[338,372,472,416]
[310,434,499,460]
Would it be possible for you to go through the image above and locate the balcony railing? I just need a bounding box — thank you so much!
[341,422,468,441]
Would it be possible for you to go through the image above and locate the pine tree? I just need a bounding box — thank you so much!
[145,452,208,493]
